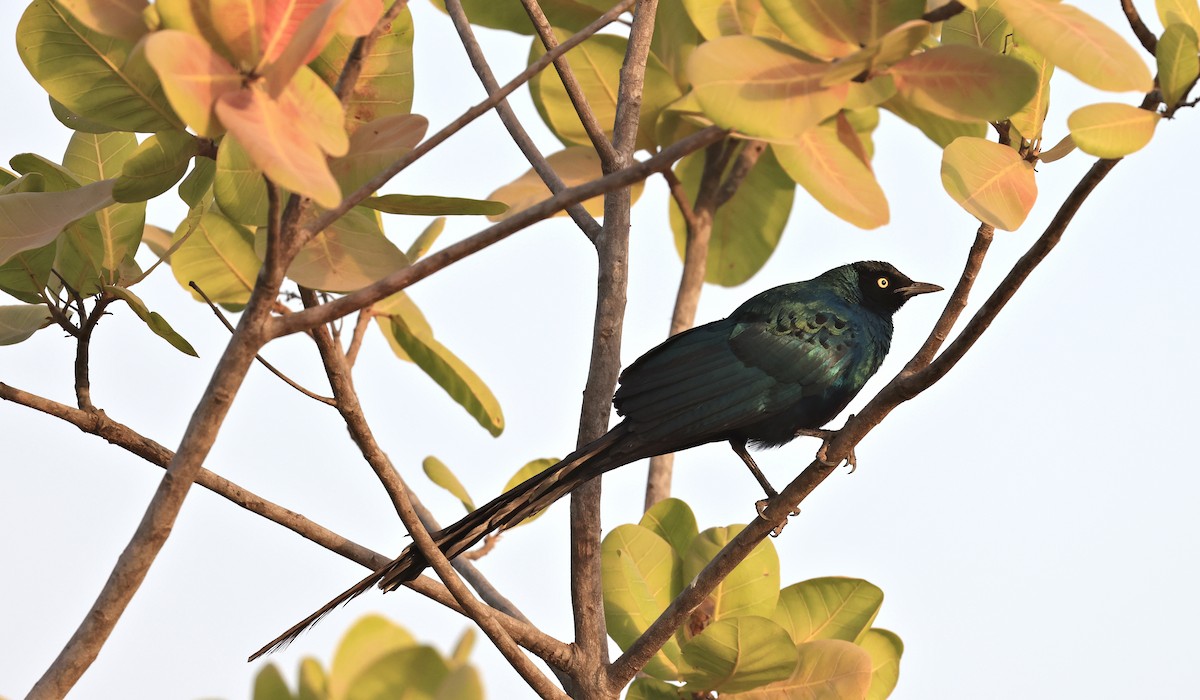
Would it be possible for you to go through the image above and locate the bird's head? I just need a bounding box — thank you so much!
[849,261,944,315]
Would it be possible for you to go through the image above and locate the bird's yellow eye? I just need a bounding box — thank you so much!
[876,277,889,289]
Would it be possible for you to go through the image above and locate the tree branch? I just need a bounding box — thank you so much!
[1120,0,1158,56]
[333,0,409,102]
[445,0,605,241]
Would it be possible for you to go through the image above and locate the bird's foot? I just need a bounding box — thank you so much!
[795,420,858,473]
[756,498,800,537]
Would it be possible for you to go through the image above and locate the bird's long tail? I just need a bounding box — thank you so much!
[248,423,637,661]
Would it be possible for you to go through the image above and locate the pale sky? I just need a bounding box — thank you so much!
[2,2,1198,699]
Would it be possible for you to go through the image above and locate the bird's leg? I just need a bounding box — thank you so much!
[729,439,799,537]
[795,419,858,473]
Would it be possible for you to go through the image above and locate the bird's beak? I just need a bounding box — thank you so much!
[897,281,944,297]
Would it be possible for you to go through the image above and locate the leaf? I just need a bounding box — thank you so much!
[1066,102,1160,158]
[651,0,701,90]
[330,114,428,195]
[271,207,409,292]
[640,497,699,557]
[0,305,53,345]
[364,195,508,217]
[688,36,849,141]
[422,456,476,512]
[296,657,327,700]
[144,29,242,137]
[773,578,884,644]
[252,663,292,700]
[888,44,1038,122]
[995,0,1153,92]
[214,80,343,208]
[310,3,414,130]
[0,243,55,304]
[530,31,681,151]
[215,134,270,226]
[56,0,149,41]
[103,284,198,356]
[941,0,1011,51]
[773,121,889,229]
[329,615,416,700]
[377,293,505,436]
[1038,133,1076,162]
[758,0,858,58]
[850,0,926,44]
[49,96,117,134]
[434,665,483,700]
[940,135,1037,230]
[680,0,780,40]
[627,677,681,700]
[680,616,798,694]
[170,211,260,305]
[603,524,684,680]
[683,525,780,624]
[1157,0,1200,34]
[1007,39,1054,142]
[344,646,447,700]
[11,153,83,192]
[882,93,987,147]
[723,638,873,700]
[668,147,794,287]
[179,157,217,208]
[860,628,904,700]
[499,458,558,525]
[17,0,180,132]
[450,627,476,666]
[487,147,644,221]
[0,180,116,265]
[114,131,199,202]
[427,0,602,36]
[62,132,146,272]
[407,218,445,261]
[1157,23,1200,109]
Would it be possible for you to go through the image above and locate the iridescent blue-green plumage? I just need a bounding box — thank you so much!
[251,261,941,660]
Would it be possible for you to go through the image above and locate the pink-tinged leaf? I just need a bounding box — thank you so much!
[215,86,342,208]
[773,123,889,229]
[889,45,1039,122]
[274,206,409,292]
[941,136,1037,231]
[262,0,341,95]
[759,0,859,58]
[330,114,428,195]
[210,0,266,69]
[57,0,149,42]
[280,67,350,157]
[339,0,382,35]
[0,180,116,265]
[145,30,243,137]
[996,0,1153,92]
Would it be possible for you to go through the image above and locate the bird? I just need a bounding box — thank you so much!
[249,260,942,660]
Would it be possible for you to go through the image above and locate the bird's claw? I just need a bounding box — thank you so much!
[756,498,800,537]
[796,423,858,473]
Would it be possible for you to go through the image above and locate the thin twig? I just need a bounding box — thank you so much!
[73,296,111,412]
[270,126,727,339]
[521,0,622,168]
[189,282,336,406]
[345,309,372,367]
[1120,0,1157,55]
[334,0,409,102]
[445,0,605,241]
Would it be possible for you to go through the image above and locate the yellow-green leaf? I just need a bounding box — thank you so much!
[17,0,181,132]
[680,0,777,40]
[1008,39,1054,142]
[63,132,145,272]
[364,195,508,217]
[723,639,872,699]
[941,0,1011,51]
[639,497,698,557]
[114,131,199,202]
[0,243,55,304]
[252,663,291,700]
[329,615,416,700]
[680,616,798,694]
[773,577,884,644]
[773,122,889,229]
[423,456,476,512]
[407,218,445,261]
[995,0,1153,92]
[214,134,270,226]
[0,305,53,345]
[758,0,858,58]
[888,44,1038,121]
[57,0,149,41]
[50,96,117,134]
[603,523,684,680]
[1157,0,1200,34]
[144,29,241,137]
[0,180,116,265]
[487,147,643,221]
[501,459,557,502]
[683,525,780,624]
[275,207,409,292]
[1158,23,1200,109]
[170,211,260,305]
[1066,102,1160,158]
[883,93,987,147]
[861,628,904,700]
[688,36,849,141]
[103,284,198,356]
[311,5,415,131]
[330,114,428,195]
[668,147,794,287]
[940,135,1037,230]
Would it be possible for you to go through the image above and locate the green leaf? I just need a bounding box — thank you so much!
[680,616,798,694]
[680,0,782,40]
[1007,39,1054,142]
[940,135,1037,230]
[683,525,780,624]
[861,628,904,700]
[376,293,505,436]
[995,0,1153,93]
[627,677,681,700]
[296,657,326,700]
[882,93,987,147]
[310,5,415,131]
[1157,23,1200,109]
[723,638,873,699]
[344,646,447,700]
[758,0,858,58]
[50,96,117,134]
[450,627,476,667]
[668,147,794,287]
[603,523,684,680]
[427,0,602,35]
[103,284,198,356]
[215,134,270,227]
[56,0,149,43]
[651,0,701,90]
[406,218,445,261]
[434,665,483,700]
[941,1,1011,51]
[330,114,428,195]
[0,180,116,266]
[688,36,849,141]
[1066,102,1160,158]
[487,147,644,221]
[170,211,260,305]
[773,120,889,229]
[640,497,699,557]
[252,663,293,700]
[329,615,416,700]
[423,456,476,512]
[773,577,884,644]
[1157,0,1200,35]
[0,243,55,304]
[364,195,509,217]
[531,31,681,151]
[114,131,199,202]
[11,152,84,192]
[62,132,146,272]
[267,207,409,293]
[17,0,181,132]
[0,305,53,345]
[888,45,1039,122]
